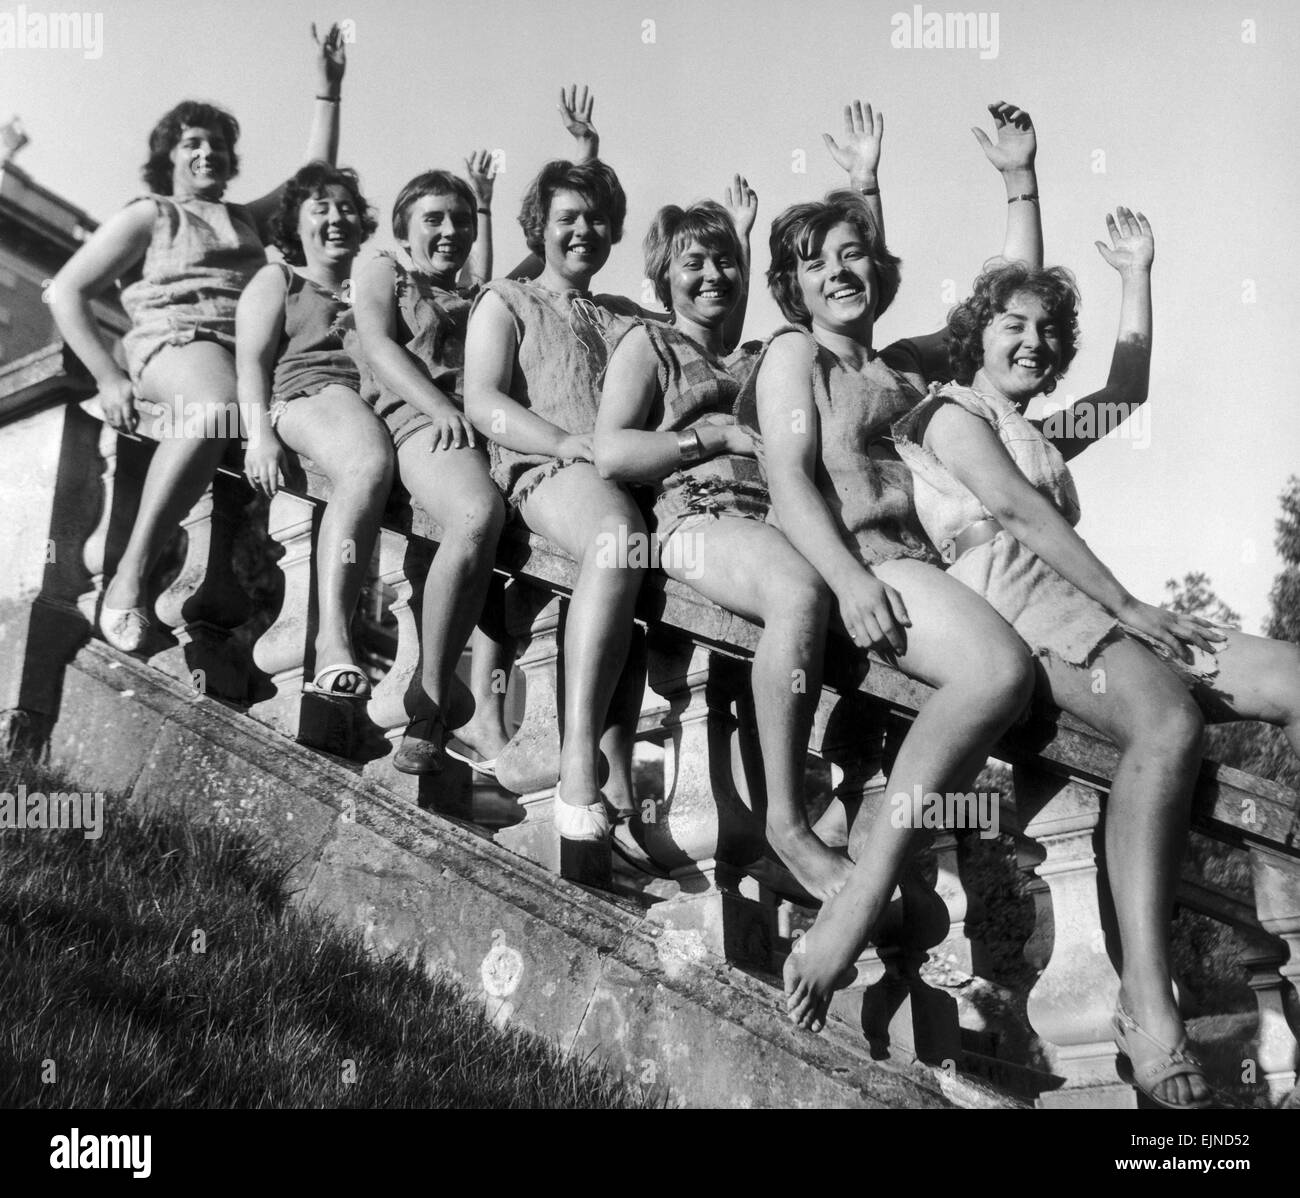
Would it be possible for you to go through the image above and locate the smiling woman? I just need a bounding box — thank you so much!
[48,23,348,655]
[236,162,394,702]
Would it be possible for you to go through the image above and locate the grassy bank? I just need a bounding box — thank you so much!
[0,759,644,1109]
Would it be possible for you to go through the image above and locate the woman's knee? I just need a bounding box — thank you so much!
[1125,690,1205,759]
[766,562,831,627]
[445,490,506,549]
[971,641,1035,717]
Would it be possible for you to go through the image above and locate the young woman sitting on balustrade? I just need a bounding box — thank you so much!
[50,24,347,654]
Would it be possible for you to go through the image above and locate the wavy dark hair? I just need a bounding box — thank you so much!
[270,162,377,267]
[518,159,626,257]
[766,189,900,325]
[391,168,478,241]
[946,261,1081,391]
[142,101,241,196]
[642,200,744,311]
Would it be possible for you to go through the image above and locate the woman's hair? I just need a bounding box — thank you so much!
[517,159,626,257]
[142,101,241,195]
[642,200,744,311]
[946,261,1081,390]
[391,169,478,241]
[271,162,377,266]
[766,189,901,325]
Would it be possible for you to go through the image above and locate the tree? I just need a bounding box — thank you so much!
[1265,475,1300,644]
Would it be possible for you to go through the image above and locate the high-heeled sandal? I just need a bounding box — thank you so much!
[1112,1000,1214,1110]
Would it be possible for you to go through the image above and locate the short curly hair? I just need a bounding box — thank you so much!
[766,190,900,326]
[642,200,744,311]
[142,101,241,196]
[271,162,378,267]
[946,261,1081,391]
[391,169,478,242]
[517,159,626,258]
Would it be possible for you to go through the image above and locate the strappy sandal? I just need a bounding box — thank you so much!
[309,663,372,700]
[444,738,499,779]
[100,604,151,653]
[392,711,447,775]
[1113,1001,1214,1110]
[553,780,611,843]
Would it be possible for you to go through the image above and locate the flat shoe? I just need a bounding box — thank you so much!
[553,780,611,843]
[392,712,447,775]
[309,662,371,699]
[1112,1001,1214,1110]
[100,604,150,653]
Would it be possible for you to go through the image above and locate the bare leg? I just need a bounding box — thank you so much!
[106,342,239,610]
[663,517,846,899]
[519,464,646,809]
[785,558,1034,1030]
[456,585,515,761]
[599,627,645,818]
[1034,636,1209,1107]
[398,435,506,739]
[274,386,394,688]
[1191,629,1300,752]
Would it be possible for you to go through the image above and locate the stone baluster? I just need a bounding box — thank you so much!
[248,489,324,736]
[1247,843,1300,1104]
[638,633,768,962]
[0,391,101,751]
[150,469,251,700]
[1013,764,1131,1106]
[492,581,565,869]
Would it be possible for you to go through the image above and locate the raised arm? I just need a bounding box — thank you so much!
[353,254,477,451]
[822,100,884,242]
[973,101,1041,267]
[594,326,757,482]
[49,200,154,432]
[757,334,910,654]
[246,24,346,228]
[720,173,758,353]
[559,84,599,162]
[883,101,1043,384]
[922,400,1218,657]
[463,290,591,460]
[1045,208,1154,462]
[462,149,496,288]
[505,85,603,282]
[235,264,290,495]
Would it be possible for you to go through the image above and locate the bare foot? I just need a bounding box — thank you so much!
[768,824,853,902]
[450,714,511,762]
[782,899,861,1033]
[103,573,145,611]
[1118,986,1212,1108]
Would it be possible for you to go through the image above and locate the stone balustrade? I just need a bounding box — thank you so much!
[2,340,1297,1108]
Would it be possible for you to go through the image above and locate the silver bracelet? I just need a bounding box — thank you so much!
[677,428,705,465]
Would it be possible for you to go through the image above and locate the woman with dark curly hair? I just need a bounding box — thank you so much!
[50,24,347,654]
[756,100,1042,1017]
[890,210,1300,1108]
[236,163,392,700]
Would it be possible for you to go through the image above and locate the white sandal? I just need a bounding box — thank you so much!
[553,780,611,843]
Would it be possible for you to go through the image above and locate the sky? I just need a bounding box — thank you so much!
[5,0,1297,631]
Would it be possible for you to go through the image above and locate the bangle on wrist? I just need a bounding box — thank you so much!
[858,185,880,197]
[677,428,705,465]
[315,93,341,104]
[476,206,491,215]
[1008,193,1039,205]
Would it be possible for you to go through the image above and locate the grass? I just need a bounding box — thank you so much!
[0,759,645,1109]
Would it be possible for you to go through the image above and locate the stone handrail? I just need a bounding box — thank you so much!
[2,340,1297,1108]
